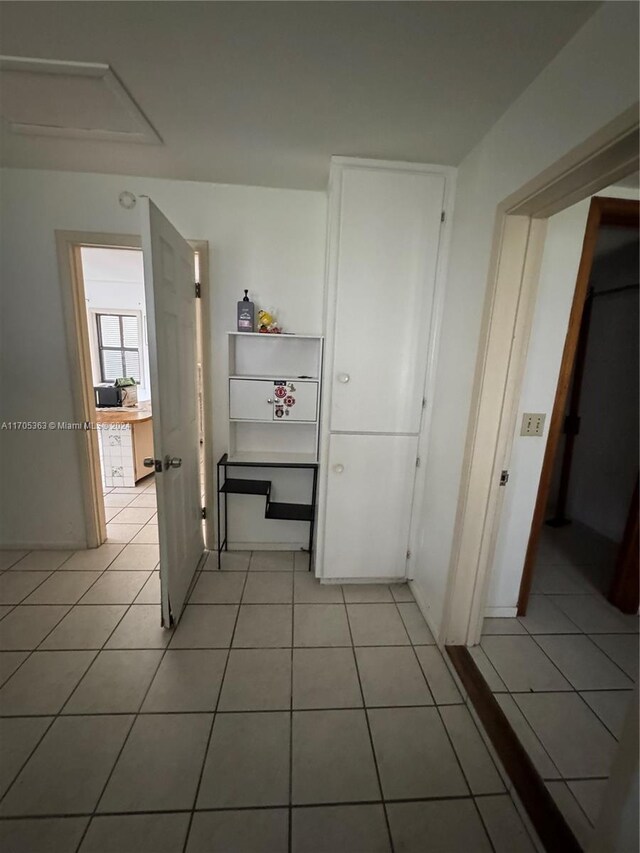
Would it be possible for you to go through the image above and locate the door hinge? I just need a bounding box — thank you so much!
[406,549,411,560]
[415,457,421,468]
[440,211,446,223]
[195,281,201,298]
[500,470,509,486]
[422,397,427,410]
[201,507,207,520]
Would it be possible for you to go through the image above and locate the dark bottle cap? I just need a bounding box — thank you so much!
[243,290,250,301]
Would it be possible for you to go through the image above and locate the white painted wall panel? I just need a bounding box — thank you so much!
[323,433,418,579]
[330,167,445,434]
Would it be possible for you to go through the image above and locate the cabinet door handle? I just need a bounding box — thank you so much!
[267,398,274,404]
[337,373,350,384]
[333,464,344,474]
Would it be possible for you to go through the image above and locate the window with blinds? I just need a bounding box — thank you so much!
[96,313,141,383]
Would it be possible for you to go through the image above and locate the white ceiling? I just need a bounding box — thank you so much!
[0,2,599,190]
[0,56,161,144]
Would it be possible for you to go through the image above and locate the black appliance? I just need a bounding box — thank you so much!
[94,384,123,408]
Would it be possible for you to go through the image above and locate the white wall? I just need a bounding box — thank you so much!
[82,247,152,402]
[413,2,639,635]
[0,169,326,548]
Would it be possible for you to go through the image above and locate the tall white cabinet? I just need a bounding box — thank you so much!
[318,158,454,580]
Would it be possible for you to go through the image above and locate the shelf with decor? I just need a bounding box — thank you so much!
[226,332,323,462]
[218,332,324,568]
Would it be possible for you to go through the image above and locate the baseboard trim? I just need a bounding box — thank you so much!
[322,577,402,585]
[446,645,582,853]
[219,542,307,552]
[0,541,87,551]
[484,606,518,618]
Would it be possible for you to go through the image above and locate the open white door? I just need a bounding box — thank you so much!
[140,198,204,626]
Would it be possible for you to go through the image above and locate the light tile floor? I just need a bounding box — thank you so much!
[480,523,638,850]
[102,475,158,545]
[0,536,541,850]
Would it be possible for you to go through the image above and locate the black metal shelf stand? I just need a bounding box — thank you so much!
[216,453,319,570]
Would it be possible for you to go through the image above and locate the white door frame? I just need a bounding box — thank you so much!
[55,230,213,550]
[441,105,639,646]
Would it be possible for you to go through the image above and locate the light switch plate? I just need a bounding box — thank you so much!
[521,412,546,436]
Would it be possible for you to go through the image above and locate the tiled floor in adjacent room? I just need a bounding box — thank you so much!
[0,522,539,850]
[478,523,638,850]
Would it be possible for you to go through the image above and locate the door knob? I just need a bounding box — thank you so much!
[143,457,155,468]
[333,464,344,473]
[337,373,350,384]
[164,455,182,469]
[267,398,274,404]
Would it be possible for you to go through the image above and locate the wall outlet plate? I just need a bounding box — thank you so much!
[521,412,546,436]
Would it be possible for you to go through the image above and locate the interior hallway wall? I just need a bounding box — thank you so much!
[0,169,326,548]
[412,1,639,635]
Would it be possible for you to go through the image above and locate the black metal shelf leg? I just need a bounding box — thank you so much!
[308,465,318,570]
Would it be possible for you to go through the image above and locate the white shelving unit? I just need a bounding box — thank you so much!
[226,332,324,463]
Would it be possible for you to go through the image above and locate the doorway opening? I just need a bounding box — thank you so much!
[79,246,159,556]
[57,216,212,627]
[519,197,639,618]
[77,245,210,552]
[469,193,639,847]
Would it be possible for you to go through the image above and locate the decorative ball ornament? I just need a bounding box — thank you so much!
[118,191,137,210]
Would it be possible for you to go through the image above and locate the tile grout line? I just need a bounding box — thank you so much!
[526,631,634,700]
[0,542,168,821]
[0,544,138,819]
[0,789,551,824]
[342,582,395,853]
[481,576,636,838]
[288,559,295,853]
[1,553,631,843]
[392,592,501,853]
[71,640,169,853]
[180,560,251,853]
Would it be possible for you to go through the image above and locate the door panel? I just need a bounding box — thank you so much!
[141,198,204,626]
[323,433,418,579]
[331,167,445,434]
[272,381,318,422]
[229,379,274,421]
[230,378,319,422]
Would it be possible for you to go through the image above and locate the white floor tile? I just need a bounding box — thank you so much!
[110,507,156,525]
[534,634,633,690]
[580,690,633,739]
[109,544,160,570]
[0,551,28,571]
[106,523,144,543]
[517,594,581,634]
[549,594,639,634]
[514,692,617,778]
[481,636,571,693]
[387,798,492,852]
[11,551,72,571]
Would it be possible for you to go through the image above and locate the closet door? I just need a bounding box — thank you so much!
[330,167,445,434]
[323,433,418,579]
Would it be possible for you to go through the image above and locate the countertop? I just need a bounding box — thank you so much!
[95,403,152,425]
